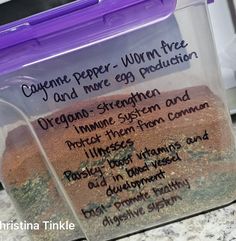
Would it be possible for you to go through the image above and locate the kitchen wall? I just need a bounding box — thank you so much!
[209,0,236,114]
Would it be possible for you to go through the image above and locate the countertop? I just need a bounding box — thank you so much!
[0,122,236,241]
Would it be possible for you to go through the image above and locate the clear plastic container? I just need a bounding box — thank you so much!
[0,0,235,241]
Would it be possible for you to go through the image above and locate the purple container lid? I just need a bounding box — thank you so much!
[0,0,176,49]
[0,0,213,75]
[0,0,177,74]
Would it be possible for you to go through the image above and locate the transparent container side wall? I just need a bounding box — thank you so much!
[174,1,227,100]
[0,1,235,241]
[0,102,83,241]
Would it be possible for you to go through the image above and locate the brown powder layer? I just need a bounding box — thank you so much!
[2,85,236,241]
